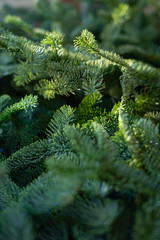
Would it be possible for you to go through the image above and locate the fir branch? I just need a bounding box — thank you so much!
[0,31,28,54]
[76,93,103,124]
[41,31,64,57]
[0,95,38,124]
[119,104,144,168]
[46,105,76,157]
[132,118,160,179]
[74,29,129,68]
[81,64,105,95]
[5,139,50,187]
[64,124,158,195]
[47,105,76,139]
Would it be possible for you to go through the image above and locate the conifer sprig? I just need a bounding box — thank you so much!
[74,29,129,68]
[0,95,38,124]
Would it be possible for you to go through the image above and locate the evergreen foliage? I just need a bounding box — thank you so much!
[0,0,160,239]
